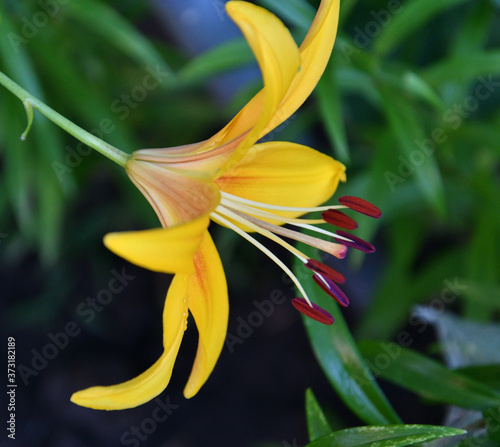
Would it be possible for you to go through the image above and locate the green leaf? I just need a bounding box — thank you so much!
[178,38,253,85]
[464,193,500,320]
[316,59,350,163]
[30,31,137,150]
[400,71,444,111]
[358,341,500,410]
[0,5,67,264]
[294,243,401,425]
[307,424,466,447]
[378,83,446,217]
[306,389,334,441]
[257,0,315,29]
[484,407,500,443]
[421,51,500,87]
[456,365,500,392]
[373,0,472,56]
[64,0,174,83]
[451,0,494,57]
[339,0,359,26]
[459,280,500,310]
[0,94,34,239]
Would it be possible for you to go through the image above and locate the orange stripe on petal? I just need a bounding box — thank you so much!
[126,158,220,228]
[183,232,229,398]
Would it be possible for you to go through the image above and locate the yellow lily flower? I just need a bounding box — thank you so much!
[71,0,380,411]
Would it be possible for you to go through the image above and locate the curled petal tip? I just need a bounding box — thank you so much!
[291,297,334,325]
[338,196,382,218]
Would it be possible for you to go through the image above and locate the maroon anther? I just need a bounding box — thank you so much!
[322,209,358,230]
[338,196,382,218]
[306,259,345,284]
[336,230,375,253]
[312,274,349,307]
[291,298,334,325]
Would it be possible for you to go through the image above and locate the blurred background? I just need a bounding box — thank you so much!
[1,0,500,446]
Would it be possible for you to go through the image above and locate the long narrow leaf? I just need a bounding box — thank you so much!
[316,59,350,163]
[358,341,500,410]
[456,365,500,392]
[178,38,253,86]
[373,0,472,56]
[378,84,446,217]
[0,5,67,264]
[258,0,315,29]
[294,243,401,425]
[307,424,466,447]
[306,389,334,441]
[420,51,500,87]
[64,0,174,84]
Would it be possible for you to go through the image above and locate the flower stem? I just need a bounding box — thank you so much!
[0,70,130,167]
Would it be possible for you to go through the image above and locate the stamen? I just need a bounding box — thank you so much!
[211,212,313,306]
[321,210,358,230]
[216,206,308,261]
[291,297,334,325]
[338,196,382,218]
[305,259,345,284]
[220,197,325,225]
[237,211,348,259]
[312,274,349,307]
[221,191,346,213]
[336,230,376,253]
[290,222,343,240]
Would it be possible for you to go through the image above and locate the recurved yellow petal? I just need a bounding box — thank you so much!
[208,1,301,173]
[206,0,339,167]
[216,141,346,220]
[71,275,190,410]
[263,0,340,134]
[103,214,210,275]
[183,232,229,398]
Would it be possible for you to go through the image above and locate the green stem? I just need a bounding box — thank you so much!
[0,71,130,167]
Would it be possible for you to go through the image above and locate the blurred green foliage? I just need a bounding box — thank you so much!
[1,0,500,445]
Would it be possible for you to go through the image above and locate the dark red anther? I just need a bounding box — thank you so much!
[336,230,376,253]
[312,274,349,307]
[338,196,382,218]
[305,259,345,284]
[322,210,358,230]
[291,298,334,325]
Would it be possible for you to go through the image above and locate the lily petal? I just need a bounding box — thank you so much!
[209,1,301,173]
[263,0,340,133]
[208,0,339,165]
[215,141,346,221]
[103,214,211,275]
[70,274,190,410]
[126,158,221,228]
[183,232,229,398]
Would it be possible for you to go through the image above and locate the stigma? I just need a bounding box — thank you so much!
[210,193,381,325]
